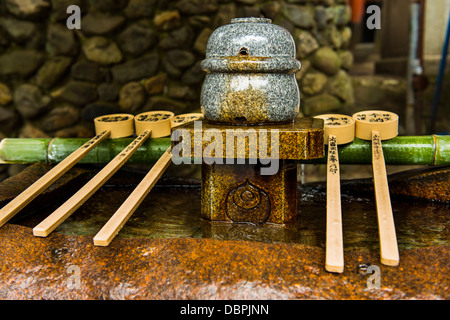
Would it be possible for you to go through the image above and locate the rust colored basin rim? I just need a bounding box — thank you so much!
[0,224,448,300]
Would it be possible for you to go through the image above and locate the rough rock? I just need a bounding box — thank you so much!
[328,69,354,104]
[124,0,157,19]
[80,13,125,36]
[97,83,119,102]
[13,84,51,119]
[143,74,169,95]
[176,0,219,15]
[311,46,341,75]
[35,56,72,89]
[166,50,196,69]
[111,54,159,84]
[118,82,146,112]
[82,37,123,65]
[5,0,50,19]
[40,104,80,132]
[300,72,328,95]
[18,122,49,138]
[281,4,315,29]
[81,101,120,122]
[47,23,77,56]
[50,80,97,106]
[0,107,20,133]
[302,92,342,115]
[159,26,194,50]
[0,18,37,43]
[0,49,44,77]
[0,83,13,106]
[117,22,158,56]
[295,30,319,58]
[154,11,181,31]
[71,60,103,83]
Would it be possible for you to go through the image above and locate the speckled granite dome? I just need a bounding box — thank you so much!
[200,18,302,125]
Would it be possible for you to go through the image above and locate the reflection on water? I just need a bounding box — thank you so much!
[16,184,449,252]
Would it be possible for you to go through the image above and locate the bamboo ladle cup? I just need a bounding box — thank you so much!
[315,114,355,273]
[93,112,203,246]
[33,111,174,237]
[0,114,134,229]
[352,110,400,266]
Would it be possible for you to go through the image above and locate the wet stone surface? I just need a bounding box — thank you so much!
[0,164,448,299]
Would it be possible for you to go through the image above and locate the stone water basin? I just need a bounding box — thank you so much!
[0,164,448,299]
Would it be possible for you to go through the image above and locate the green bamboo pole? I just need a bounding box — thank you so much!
[0,135,449,165]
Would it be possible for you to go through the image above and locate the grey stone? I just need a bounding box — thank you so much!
[14,84,51,119]
[331,5,351,26]
[81,102,120,122]
[162,56,182,79]
[315,6,330,30]
[295,29,319,58]
[82,37,123,65]
[176,0,219,15]
[124,0,157,19]
[97,83,119,102]
[201,18,301,124]
[328,70,354,104]
[35,56,72,89]
[0,83,13,106]
[0,107,20,134]
[118,82,146,112]
[181,61,205,85]
[311,47,341,75]
[325,25,342,49]
[159,26,194,50]
[47,23,77,56]
[51,80,98,106]
[118,23,158,56]
[300,72,328,95]
[71,60,103,82]
[5,0,50,19]
[167,83,197,100]
[339,50,353,71]
[302,93,342,116]
[166,50,196,69]
[80,12,125,36]
[111,54,159,84]
[40,105,80,132]
[281,4,315,29]
[0,18,36,43]
[0,49,44,77]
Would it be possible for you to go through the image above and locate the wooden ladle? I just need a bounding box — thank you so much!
[33,111,174,237]
[93,112,203,246]
[352,110,400,266]
[0,114,134,229]
[315,114,355,273]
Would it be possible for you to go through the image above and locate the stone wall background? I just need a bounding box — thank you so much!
[0,0,354,142]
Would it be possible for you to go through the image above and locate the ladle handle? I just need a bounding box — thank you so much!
[0,130,111,228]
[93,147,173,246]
[325,134,344,273]
[33,130,152,237]
[372,130,400,266]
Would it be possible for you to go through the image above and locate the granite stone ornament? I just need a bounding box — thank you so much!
[200,17,302,125]
[174,18,324,226]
